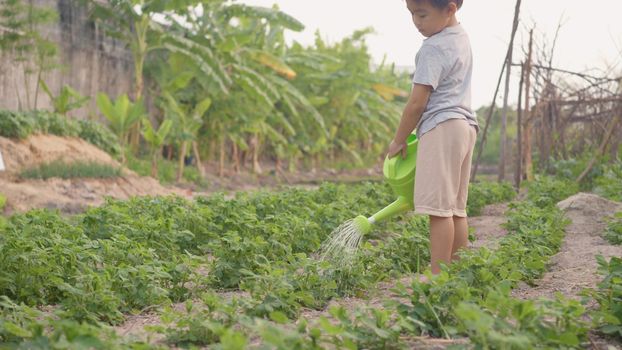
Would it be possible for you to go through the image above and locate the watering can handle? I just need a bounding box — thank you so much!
[386,154,398,178]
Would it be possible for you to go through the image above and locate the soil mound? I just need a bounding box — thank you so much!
[0,134,118,173]
[0,135,182,214]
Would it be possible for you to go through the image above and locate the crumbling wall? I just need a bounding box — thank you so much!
[0,0,134,118]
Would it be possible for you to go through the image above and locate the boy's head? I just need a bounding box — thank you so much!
[406,0,462,38]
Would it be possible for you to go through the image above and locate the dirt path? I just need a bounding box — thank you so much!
[468,202,509,249]
[510,192,622,350]
[511,193,622,301]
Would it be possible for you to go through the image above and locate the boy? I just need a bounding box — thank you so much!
[386,0,479,277]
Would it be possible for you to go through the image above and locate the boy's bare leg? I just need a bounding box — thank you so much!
[429,215,454,275]
[451,216,469,261]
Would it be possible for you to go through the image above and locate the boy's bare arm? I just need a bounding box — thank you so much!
[387,84,432,157]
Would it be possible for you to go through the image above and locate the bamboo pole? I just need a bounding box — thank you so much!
[472,0,522,181]
[523,29,534,181]
[515,62,525,189]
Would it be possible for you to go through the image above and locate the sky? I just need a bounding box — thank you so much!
[237,0,622,109]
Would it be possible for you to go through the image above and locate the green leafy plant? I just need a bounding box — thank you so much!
[0,193,6,211]
[526,175,579,208]
[467,181,516,216]
[142,118,173,178]
[40,81,90,116]
[96,93,145,162]
[0,110,36,138]
[161,92,211,182]
[589,256,622,340]
[0,110,121,157]
[604,212,622,245]
[77,119,122,157]
[594,161,622,202]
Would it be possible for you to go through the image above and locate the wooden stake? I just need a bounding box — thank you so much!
[515,62,525,189]
[498,0,522,182]
[523,29,534,181]
[472,0,522,181]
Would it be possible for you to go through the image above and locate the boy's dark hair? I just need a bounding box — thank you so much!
[410,0,463,10]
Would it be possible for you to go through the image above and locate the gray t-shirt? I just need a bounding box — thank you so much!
[412,24,479,138]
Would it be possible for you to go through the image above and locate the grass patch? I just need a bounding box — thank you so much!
[20,160,121,180]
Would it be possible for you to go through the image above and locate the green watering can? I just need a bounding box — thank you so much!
[352,134,418,235]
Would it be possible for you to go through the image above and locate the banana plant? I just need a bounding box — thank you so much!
[96,93,145,163]
[39,80,90,116]
[284,29,409,167]
[84,0,228,150]
[142,117,172,178]
[161,91,211,182]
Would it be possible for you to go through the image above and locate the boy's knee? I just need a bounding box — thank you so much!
[429,215,452,223]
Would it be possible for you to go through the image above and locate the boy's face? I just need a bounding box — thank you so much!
[406,0,457,38]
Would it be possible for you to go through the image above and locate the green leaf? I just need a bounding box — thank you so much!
[4,322,32,338]
[193,98,212,118]
[269,311,289,324]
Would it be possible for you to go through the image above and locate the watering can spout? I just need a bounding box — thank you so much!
[370,195,413,224]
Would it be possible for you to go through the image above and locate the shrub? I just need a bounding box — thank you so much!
[77,120,122,156]
[0,110,36,139]
[0,109,121,157]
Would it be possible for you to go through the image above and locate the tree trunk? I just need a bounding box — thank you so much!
[219,137,225,178]
[275,156,282,174]
[22,62,31,110]
[13,57,24,111]
[34,68,42,109]
[151,149,159,179]
[251,133,263,174]
[523,29,534,182]
[515,62,525,189]
[232,142,240,173]
[166,144,173,161]
[192,141,205,177]
[177,141,187,183]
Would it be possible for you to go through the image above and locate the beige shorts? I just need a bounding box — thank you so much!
[414,118,477,218]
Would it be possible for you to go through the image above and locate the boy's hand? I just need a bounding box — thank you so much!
[387,140,408,159]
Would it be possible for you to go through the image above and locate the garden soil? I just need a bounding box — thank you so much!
[0,135,184,214]
[511,192,622,349]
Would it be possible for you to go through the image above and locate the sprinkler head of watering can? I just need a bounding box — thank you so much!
[352,215,373,236]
